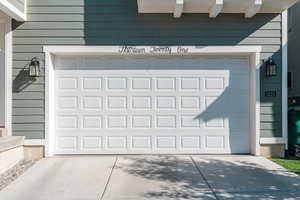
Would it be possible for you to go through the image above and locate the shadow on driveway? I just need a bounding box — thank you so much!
[104,155,300,200]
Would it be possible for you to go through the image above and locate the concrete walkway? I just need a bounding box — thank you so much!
[0,155,299,200]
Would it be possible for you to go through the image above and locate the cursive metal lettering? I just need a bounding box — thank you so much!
[119,46,146,54]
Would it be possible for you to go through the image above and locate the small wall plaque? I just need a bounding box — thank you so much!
[265,90,277,97]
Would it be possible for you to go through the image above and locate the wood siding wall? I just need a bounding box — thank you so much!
[12,0,283,139]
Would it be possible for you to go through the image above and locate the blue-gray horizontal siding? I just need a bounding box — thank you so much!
[288,2,300,97]
[12,0,282,139]
[8,0,25,13]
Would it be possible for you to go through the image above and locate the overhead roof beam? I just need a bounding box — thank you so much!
[245,0,262,18]
[209,0,223,18]
[174,0,184,18]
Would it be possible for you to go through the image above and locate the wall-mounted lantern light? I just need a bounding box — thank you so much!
[265,58,277,77]
[29,57,40,77]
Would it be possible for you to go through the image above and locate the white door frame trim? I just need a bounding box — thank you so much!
[282,10,288,149]
[43,45,262,157]
[0,16,12,135]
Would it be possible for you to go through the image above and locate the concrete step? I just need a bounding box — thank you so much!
[0,136,25,152]
[0,136,25,175]
[0,128,6,137]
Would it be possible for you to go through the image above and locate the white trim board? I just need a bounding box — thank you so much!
[282,10,288,150]
[44,45,262,157]
[24,139,45,146]
[0,16,12,136]
[260,138,285,144]
[5,17,12,136]
[0,0,26,21]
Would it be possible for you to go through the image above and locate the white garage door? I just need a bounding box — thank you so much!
[53,56,250,154]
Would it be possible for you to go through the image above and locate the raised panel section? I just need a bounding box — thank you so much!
[206,136,225,148]
[156,115,176,128]
[132,78,151,90]
[108,96,127,109]
[156,97,176,109]
[205,96,218,108]
[181,78,200,90]
[107,116,127,128]
[132,136,151,148]
[205,78,224,89]
[107,136,127,148]
[156,136,176,148]
[82,137,102,149]
[83,116,102,129]
[181,115,200,128]
[83,96,102,110]
[57,96,78,109]
[205,118,225,128]
[156,78,175,90]
[181,97,200,109]
[181,136,201,148]
[132,115,152,128]
[132,96,151,109]
[58,78,77,90]
[83,78,102,90]
[107,78,127,90]
[57,116,78,129]
[57,137,77,150]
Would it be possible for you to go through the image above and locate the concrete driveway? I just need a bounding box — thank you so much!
[0,156,299,200]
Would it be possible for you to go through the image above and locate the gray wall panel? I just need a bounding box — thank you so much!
[288,2,300,97]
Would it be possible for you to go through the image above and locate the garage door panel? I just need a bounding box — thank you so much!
[56,136,78,151]
[54,115,246,131]
[57,77,78,90]
[54,134,243,154]
[82,96,103,110]
[82,77,102,90]
[54,56,250,154]
[82,136,103,150]
[82,116,103,129]
[56,116,79,129]
[132,115,152,128]
[57,96,79,110]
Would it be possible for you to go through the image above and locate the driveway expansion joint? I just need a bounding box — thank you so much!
[190,156,220,200]
[99,156,118,200]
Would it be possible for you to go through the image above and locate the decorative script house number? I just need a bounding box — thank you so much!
[119,46,189,54]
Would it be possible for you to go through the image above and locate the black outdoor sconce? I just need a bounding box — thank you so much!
[29,57,41,77]
[265,58,277,77]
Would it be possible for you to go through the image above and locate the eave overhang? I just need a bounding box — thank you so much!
[0,0,26,21]
[137,0,298,18]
